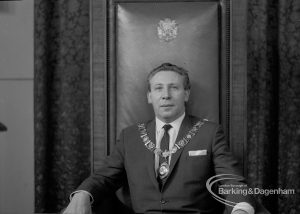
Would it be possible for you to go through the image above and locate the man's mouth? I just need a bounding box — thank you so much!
[160,104,174,107]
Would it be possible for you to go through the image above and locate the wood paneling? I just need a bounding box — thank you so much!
[0,81,34,214]
[0,1,34,79]
[0,1,34,213]
[231,0,248,175]
[90,0,108,171]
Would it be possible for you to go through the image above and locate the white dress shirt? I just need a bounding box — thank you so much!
[154,112,185,175]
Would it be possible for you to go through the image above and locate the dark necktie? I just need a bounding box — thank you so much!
[158,124,172,185]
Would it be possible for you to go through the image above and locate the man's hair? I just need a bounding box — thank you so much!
[147,63,191,91]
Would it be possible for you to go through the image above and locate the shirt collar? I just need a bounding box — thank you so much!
[155,112,185,133]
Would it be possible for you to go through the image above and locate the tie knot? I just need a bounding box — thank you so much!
[163,124,172,132]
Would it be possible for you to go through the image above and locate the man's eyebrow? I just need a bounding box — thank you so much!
[151,83,163,87]
[152,82,179,86]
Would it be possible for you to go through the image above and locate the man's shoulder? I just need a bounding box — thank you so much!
[121,119,154,133]
[187,115,218,125]
[186,115,222,133]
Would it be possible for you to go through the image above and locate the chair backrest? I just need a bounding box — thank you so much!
[114,1,221,139]
[111,1,222,210]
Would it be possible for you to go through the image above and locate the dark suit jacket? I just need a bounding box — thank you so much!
[78,115,255,214]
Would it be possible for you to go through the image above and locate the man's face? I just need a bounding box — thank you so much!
[147,70,190,123]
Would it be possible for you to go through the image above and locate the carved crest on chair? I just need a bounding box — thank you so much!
[157,18,178,42]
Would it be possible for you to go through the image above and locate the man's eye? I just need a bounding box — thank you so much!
[154,87,162,91]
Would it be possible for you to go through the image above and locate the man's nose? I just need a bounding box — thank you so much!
[162,88,171,99]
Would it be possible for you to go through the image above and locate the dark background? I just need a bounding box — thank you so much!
[34,0,300,213]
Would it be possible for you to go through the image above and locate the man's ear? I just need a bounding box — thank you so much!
[147,91,152,104]
[184,89,190,102]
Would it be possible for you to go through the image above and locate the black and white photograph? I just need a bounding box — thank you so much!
[0,0,299,213]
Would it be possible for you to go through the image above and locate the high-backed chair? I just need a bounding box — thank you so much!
[90,0,270,213]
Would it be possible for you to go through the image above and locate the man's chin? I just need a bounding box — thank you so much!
[159,113,176,122]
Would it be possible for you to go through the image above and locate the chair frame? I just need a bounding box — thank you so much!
[89,0,248,176]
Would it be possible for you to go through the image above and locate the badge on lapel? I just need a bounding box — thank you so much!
[188,150,207,156]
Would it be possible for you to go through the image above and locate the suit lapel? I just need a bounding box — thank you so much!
[166,115,193,182]
[145,119,160,191]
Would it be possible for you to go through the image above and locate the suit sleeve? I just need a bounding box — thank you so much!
[75,130,127,202]
[211,125,256,213]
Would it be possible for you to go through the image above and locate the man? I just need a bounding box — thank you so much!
[64,63,255,214]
